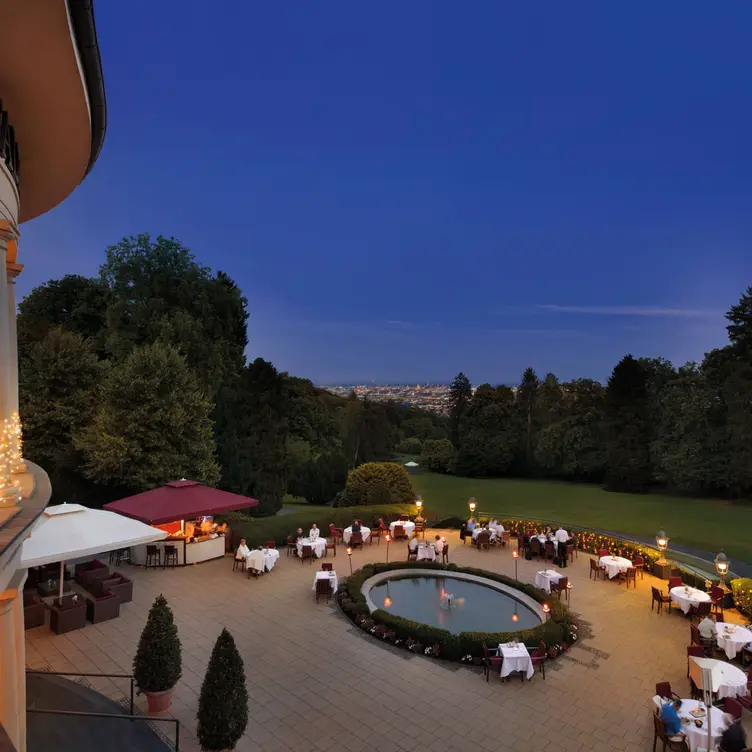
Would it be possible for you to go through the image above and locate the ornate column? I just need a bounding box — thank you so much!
[0,221,20,505]
[7,264,24,474]
[0,598,20,750]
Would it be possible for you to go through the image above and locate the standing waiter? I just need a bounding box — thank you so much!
[554,524,570,568]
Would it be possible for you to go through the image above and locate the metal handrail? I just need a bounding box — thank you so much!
[26,709,179,751]
[26,670,135,715]
[477,511,738,580]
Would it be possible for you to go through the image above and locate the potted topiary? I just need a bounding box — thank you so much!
[197,628,248,752]
[133,594,182,714]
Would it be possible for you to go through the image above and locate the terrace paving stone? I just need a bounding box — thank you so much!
[25,530,751,752]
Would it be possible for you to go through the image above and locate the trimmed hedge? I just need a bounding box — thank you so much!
[337,561,572,662]
[218,504,414,549]
[345,462,414,506]
[731,578,752,616]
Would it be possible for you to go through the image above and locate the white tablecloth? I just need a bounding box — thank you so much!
[312,571,338,594]
[343,526,371,544]
[715,622,752,660]
[535,570,563,594]
[670,586,710,615]
[499,643,534,680]
[599,555,632,579]
[417,544,436,561]
[246,548,279,573]
[677,700,725,752]
[297,538,327,557]
[389,521,414,537]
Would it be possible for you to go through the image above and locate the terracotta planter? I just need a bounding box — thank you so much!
[144,688,174,714]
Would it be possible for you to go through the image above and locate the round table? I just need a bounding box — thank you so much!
[535,570,563,593]
[676,700,725,752]
[715,622,752,660]
[416,544,436,561]
[389,520,415,538]
[296,538,327,557]
[599,555,632,579]
[343,526,371,544]
[670,586,710,615]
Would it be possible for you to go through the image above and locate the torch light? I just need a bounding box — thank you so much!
[512,549,519,580]
[346,547,353,575]
[542,603,550,621]
[385,534,391,564]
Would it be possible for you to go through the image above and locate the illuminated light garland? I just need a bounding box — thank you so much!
[8,411,24,473]
[0,419,20,503]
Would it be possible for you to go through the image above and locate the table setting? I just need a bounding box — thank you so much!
[312,570,338,593]
[343,526,371,544]
[472,527,497,542]
[669,585,710,615]
[676,699,725,752]
[598,555,632,579]
[296,537,327,557]
[534,569,564,593]
[416,543,436,561]
[498,641,534,680]
[714,622,752,660]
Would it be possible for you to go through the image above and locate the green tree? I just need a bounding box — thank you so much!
[448,372,472,446]
[75,343,219,491]
[455,402,520,477]
[517,367,540,468]
[419,438,456,474]
[133,595,182,694]
[604,355,652,492]
[723,360,752,497]
[19,328,104,502]
[197,628,248,752]
[726,286,752,353]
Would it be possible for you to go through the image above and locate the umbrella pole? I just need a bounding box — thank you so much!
[702,667,712,752]
[58,560,64,603]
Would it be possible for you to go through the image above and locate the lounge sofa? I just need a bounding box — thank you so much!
[75,560,110,588]
[85,572,133,604]
[85,592,121,624]
[23,590,46,630]
[49,598,86,634]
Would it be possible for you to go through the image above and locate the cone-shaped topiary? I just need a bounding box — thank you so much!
[133,594,182,693]
[197,628,249,751]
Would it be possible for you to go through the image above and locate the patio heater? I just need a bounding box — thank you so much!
[653,530,671,580]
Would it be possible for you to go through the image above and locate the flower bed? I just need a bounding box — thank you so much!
[731,578,752,616]
[336,561,576,664]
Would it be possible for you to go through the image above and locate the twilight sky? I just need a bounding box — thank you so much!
[18,2,752,385]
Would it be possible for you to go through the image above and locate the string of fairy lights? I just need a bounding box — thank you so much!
[0,412,23,502]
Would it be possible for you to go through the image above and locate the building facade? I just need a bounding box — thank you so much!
[0,2,106,749]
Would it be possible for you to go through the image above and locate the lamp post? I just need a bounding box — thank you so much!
[346,547,353,575]
[715,551,729,590]
[512,549,519,580]
[415,496,424,539]
[654,530,671,580]
[415,496,423,515]
[468,497,476,517]
[385,534,391,564]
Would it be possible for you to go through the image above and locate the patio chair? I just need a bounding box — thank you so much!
[441,543,449,563]
[265,540,276,549]
[668,577,683,590]
[233,555,246,572]
[736,667,752,710]
[300,545,314,565]
[286,536,296,556]
[476,531,491,551]
[529,538,542,561]
[398,515,409,522]
[723,697,743,721]
[710,586,725,620]
[598,548,609,558]
[589,558,601,581]
[651,586,672,614]
[49,598,86,635]
[501,531,511,548]
[633,555,645,579]
[23,591,45,630]
[742,645,752,668]
[321,563,333,572]
[393,525,406,540]
[324,538,336,558]
[690,601,712,622]
[350,531,364,550]
[414,520,426,538]
[544,541,556,561]
[482,642,503,682]
[687,645,705,677]
[652,713,690,752]
[407,544,417,562]
[85,592,121,624]
[329,524,343,544]
[369,527,382,546]
[655,682,681,701]
[550,576,569,601]
[530,641,546,680]
[618,567,636,589]
[315,578,333,604]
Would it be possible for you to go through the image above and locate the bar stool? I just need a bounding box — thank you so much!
[145,545,161,569]
[163,545,178,570]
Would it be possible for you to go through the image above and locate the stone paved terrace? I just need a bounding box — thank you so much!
[25,531,751,752]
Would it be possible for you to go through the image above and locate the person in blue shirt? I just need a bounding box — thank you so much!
[659,700,684,737]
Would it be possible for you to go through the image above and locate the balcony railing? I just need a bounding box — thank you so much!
[0,101,20,188]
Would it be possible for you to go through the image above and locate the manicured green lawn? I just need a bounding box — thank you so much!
[409,471,752,564]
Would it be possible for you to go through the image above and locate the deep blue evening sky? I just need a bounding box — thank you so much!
[19,2,752,384]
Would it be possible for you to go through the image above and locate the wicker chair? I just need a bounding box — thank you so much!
[23,591,46,630]
[85,592,121,624]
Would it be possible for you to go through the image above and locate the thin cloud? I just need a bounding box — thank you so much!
[536,304,723,319]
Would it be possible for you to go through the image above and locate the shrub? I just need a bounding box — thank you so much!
[435,516,465,529]
[731,578,752,616]
[218,503,414,549]
[345,462,414,506]
[133,594,182,694]
[396,437,422,455]
[337,561,571,664]
[197,628,249,751]
[419,439,456,473]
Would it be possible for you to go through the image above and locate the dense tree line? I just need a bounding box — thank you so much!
[430,288,752,499]
[19,235,444,514]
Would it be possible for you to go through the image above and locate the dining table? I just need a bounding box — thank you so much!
[670,586,710,615]
[416,543,436,561]
[389,520,415,538]
[296,537,327,558]
[598,555,632,579]
[343,526,371,544]
[676,699,725,752]
[534,569,564,593]
[312,570,338,594]
[714,622,752,660]
[498,642,534,680]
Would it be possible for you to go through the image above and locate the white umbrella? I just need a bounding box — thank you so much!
[20,503,167,600]
[404,461,419,467]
